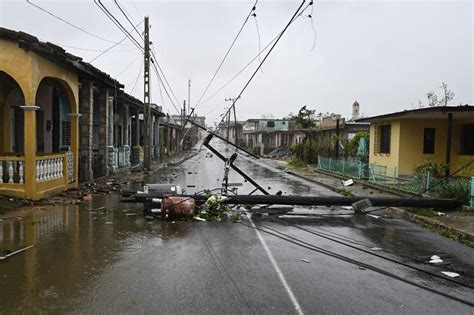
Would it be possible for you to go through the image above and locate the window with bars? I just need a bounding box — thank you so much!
[379,124,391,154]
[62,120,71,146]
[423,128,435,154]
[461,124,474,155]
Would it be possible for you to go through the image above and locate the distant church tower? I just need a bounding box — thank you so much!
[352,100,360,120]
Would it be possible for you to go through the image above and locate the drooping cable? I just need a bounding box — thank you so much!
[365,160,474,214]
[26,0,130,45]
[272,217,474,289]
[252,11,263,73]
[240,221,474,307]
[308,1,317,51]
[198,2,312,109]
[194,0,259,109]
[214,0,307,132]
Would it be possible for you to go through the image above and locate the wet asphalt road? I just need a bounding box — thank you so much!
[1,140,474,314]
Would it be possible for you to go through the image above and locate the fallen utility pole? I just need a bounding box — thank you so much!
[186,118,259,159]
[123,193,462,210]
[203,133,269,195]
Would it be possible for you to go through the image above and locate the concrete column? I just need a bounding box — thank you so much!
[132,109,141,165]
[122,105,131,167]
[123,105,130,146]
[107,96,117,173]
[98,88,109,176]
[21,105,39,199]
[69,113,81,187]
[79,81,93,182]
[154,115,160,158]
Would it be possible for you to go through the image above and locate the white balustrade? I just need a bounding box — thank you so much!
[8,161,13,184]
[19,161,24,184]
[35,156,66,182]
[0,158,25,185]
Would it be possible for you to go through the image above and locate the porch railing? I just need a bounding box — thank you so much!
[0,156,25,185]
[36,154,65,182]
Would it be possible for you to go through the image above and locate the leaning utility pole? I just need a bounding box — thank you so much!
[143,16,151,171]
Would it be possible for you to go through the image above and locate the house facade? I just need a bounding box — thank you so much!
[0,28,167,199]
[359,106,474,177]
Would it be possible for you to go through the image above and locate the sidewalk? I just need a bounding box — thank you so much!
[270,158,474,243]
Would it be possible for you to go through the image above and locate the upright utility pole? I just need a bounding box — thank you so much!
[188,79,191,114]
[143,16,151,171]
[225,97,240,143]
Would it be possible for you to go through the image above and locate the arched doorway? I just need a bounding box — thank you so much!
[0,71,25,155]
[35,77,73,154]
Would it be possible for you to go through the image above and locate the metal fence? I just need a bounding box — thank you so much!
[317,156,470,200]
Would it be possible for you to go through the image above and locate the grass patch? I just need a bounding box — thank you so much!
[288,159,308,168]
[440,229,459,241]
[406,207,438,217]
[463,241,474,248]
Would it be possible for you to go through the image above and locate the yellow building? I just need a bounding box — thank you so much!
[1,28,168,199]
[359,106,474,177]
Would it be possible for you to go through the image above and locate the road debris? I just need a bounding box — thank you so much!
[441,271,460,278]
[429,255,443,264]
[367,214,380,219]
[0,245,34,260]
[301,259,310,263]
[342,179,354,187]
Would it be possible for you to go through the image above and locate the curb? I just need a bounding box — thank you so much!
[388,207,474,241]
[285,167,474,242]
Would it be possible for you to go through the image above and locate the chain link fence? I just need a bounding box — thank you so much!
[317,156,471,203]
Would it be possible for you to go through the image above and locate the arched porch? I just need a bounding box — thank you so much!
[0,69,79,199]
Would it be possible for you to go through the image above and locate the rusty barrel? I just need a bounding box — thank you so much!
[161,196,195,219]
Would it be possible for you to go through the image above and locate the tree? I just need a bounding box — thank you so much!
[426,91,438,107]
[294,105,317,129]
[425,82,455,107]
[439,82,455,106]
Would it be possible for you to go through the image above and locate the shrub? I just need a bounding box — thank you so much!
[432,179,469,204]
[413,161,449,178]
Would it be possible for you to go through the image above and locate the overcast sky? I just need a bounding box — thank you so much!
[1,0,472,124]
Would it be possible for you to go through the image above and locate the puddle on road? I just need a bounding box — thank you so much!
[0,192,192,312]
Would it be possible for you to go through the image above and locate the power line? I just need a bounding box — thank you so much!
[56,44,135,53]
[115,54,141,77]
[114,0,144,41]
[129,59,143,94]
[94,0,144,51]
[240,221,474,308]
[272,218,474,290]
[151,47,181,107]
[215,0,307,130]
[89,19,143,63]
[365,160,474,214]
[194,0,258,109]
[26,0,129,45]
[199,1,313,109]
[150,62,180,114]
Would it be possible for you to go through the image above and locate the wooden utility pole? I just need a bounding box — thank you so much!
[143,16,151,171]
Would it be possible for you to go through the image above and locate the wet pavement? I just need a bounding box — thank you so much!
[1,140,473,314]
